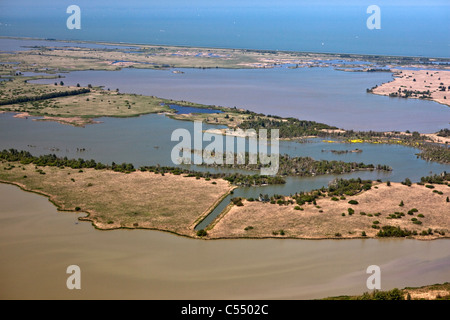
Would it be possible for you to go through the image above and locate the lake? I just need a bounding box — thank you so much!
[1,183,449,300]
[31,67,450,133]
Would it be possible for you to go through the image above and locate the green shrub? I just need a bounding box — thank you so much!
[360,212,366,215]
[417,214,424,218]
[399,200,404,207]
[231,197,244,206]
[425,184,435,189]
[75,207,81,211]
[348,200,359,205]
[348,208,355,215]
[294,206,302,210]
[244,226,254,231]
[407,208,418,215]
[197,229,208,237]
[377,226,413,237]
[331,197,339,201]
[361,231,367,237]
[402,178,412,187]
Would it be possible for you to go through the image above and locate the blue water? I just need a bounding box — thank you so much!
[0,1,449,58]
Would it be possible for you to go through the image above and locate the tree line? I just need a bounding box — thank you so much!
[0,88,90,106]
[0,149,134,173]
[0,149,289,186]
[238,117,336,138]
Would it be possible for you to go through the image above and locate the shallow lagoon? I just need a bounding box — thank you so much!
[0,113,448,185]
[31,67,450,133]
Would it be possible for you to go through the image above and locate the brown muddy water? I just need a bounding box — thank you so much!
[0,183,449,300]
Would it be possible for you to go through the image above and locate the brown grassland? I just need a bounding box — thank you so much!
[0,161,232,237]
[372,69,450,107]
[207,182,450,240]
[1,158,448,240]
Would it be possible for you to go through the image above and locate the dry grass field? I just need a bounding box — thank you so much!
[372,69,450,107]
[0,79,200,125]
[0,161,232,237]
[208,182,450,240]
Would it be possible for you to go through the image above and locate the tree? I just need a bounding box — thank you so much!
[402,178,412,186]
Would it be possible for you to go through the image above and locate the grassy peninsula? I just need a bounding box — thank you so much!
[207,175,450,240]
[0,151,233,237]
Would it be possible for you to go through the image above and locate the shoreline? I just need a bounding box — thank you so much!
[371,69,450,108]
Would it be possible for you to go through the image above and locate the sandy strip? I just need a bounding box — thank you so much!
[372,69,450,107]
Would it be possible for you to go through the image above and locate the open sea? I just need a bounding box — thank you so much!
[1,1,449,58]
